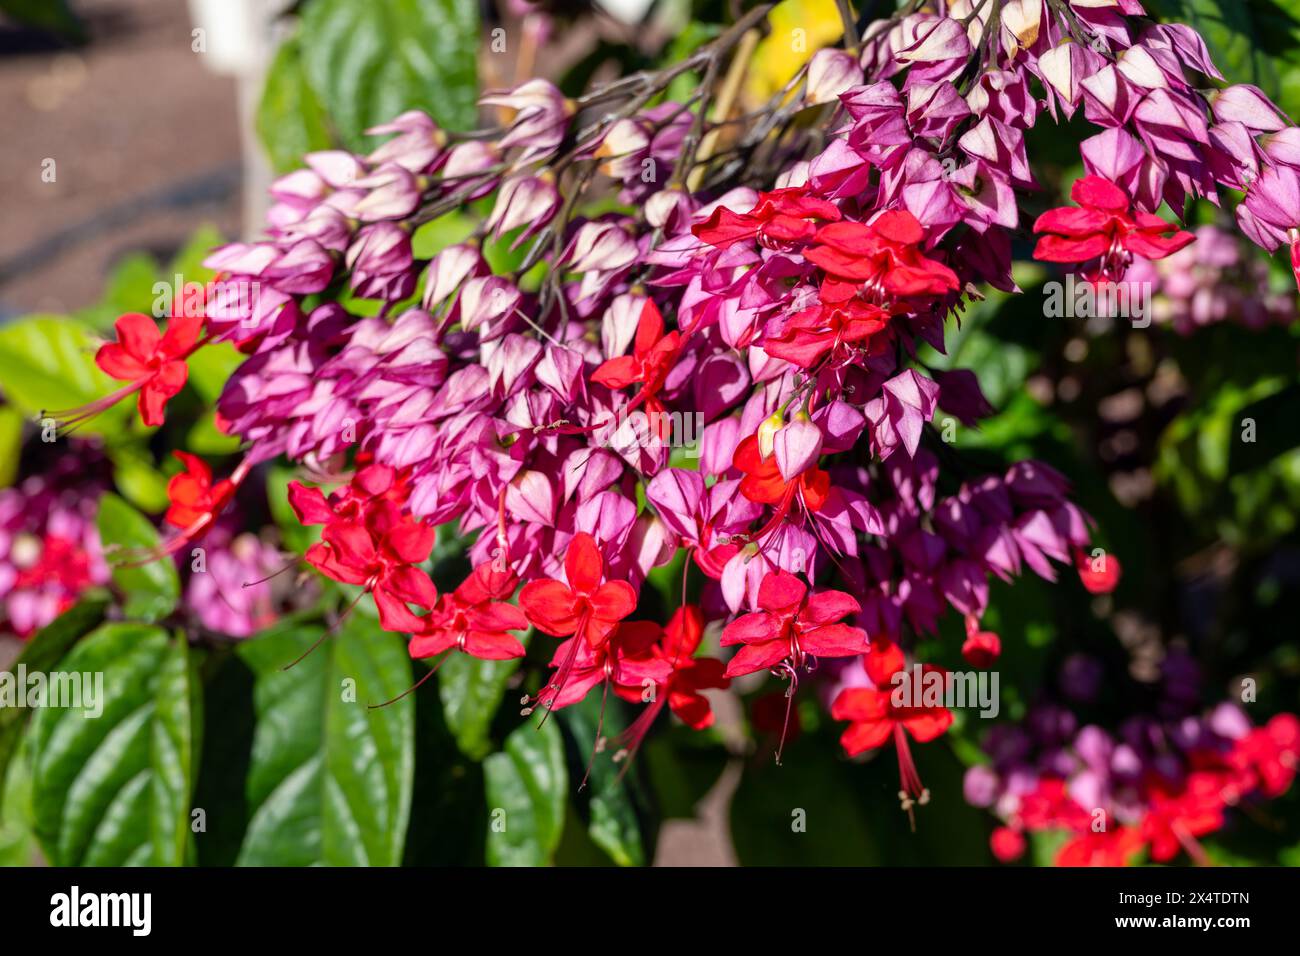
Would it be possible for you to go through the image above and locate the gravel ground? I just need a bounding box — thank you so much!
[0,0,243,318]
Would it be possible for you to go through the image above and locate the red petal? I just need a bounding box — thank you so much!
[902,707,953,743]
[800,589,860,625]
[723,640,788,678]
[1032,233,1110,263]
[354,464,396,497]
[663,604,704,658]
[462,630,527,660]
[692,207,761,247]
[385,565,439,609]
[468,601,528,632]
[590,355,640,390]
[830,687,887,721]
[287,482,336,525]
[564,532,604,594]
[865,637,905,685]
[323,521,378,573]
[518,579,581,636]
[757,570,806,612]
[720,611,780,647]
[802,623,868,657]
[1071,174,1130,212]
[385,520,436,564]
[95,343,150,382]
[1032,205,1111,237]
[159,311,204,359]
[172,450,212,485]
[871,209,926,245]
[668,689,714,730]
[138,380,172,427]
[374,585,427,634]
[590,579,637,624]
[1124,228,1195,260]
[840,719,894,755]
[633,298,665,357]
[408,630,456,659]
[112,312,162,362]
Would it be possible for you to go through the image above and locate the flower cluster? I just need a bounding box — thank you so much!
[963,656,1300,866]
[48,1,1300,823]
[0,443,109,637]
[1124,225,1296,334]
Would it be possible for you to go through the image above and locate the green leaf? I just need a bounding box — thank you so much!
[257,37,335,173]
[0,316,131,436]
[234,614,415,866]
[108,445,170,515]
[483,718,567,866]
[185,414,242,456]
[437,634,529,761]
[95,493,180,623]
[266,466,322,555]
[0,0,84,38]
[186,341,245,406]
[151,634,203,865]
[0,735,37,866]
[298,0,480,151]
[557,695,646,866]
[1147,0,1278,92]
[0,406,21,487]
[27,624,200,865]
[0,595,108,799]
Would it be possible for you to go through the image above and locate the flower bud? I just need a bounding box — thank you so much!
[806,49,862,106]
[773,411,823,482]
[1211,84,1287,134]
[423,243,487,310]
[485,175,559,243]
[757,410,784,458]
[345,222,416,301]
[353,164,423,221]
[481,79,573,162]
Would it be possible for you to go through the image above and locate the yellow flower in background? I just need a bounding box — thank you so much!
[747,0,845,104]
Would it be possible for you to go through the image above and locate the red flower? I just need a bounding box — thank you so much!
[304,506,439,633]
[535,621,673,712]
[10,534,96,637]
[1016,778,1091,831]
[720,571,865,678]
[1074,547,1121,595]
[1055,826,1144,867]
[732,433,829,513]
[961,614,1001,669]
[692,187,841,249]
[518,532,638,648]
[830,637,952,820]
[990,826,1026,863]
[288,463,409,527]
[658,605,730,729]
[1032,175,1194,280]
[590,299,682,434]
[721,571,866,765]
[409,562,528,661]
[1139,772,1225,863]
[164,451,238,533]
[830,646,952,756]
[601,606,731,768]
[94,311,204,427]
[1229,713,1300,797]
[804,210,960,305]
[762,296,892,369]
